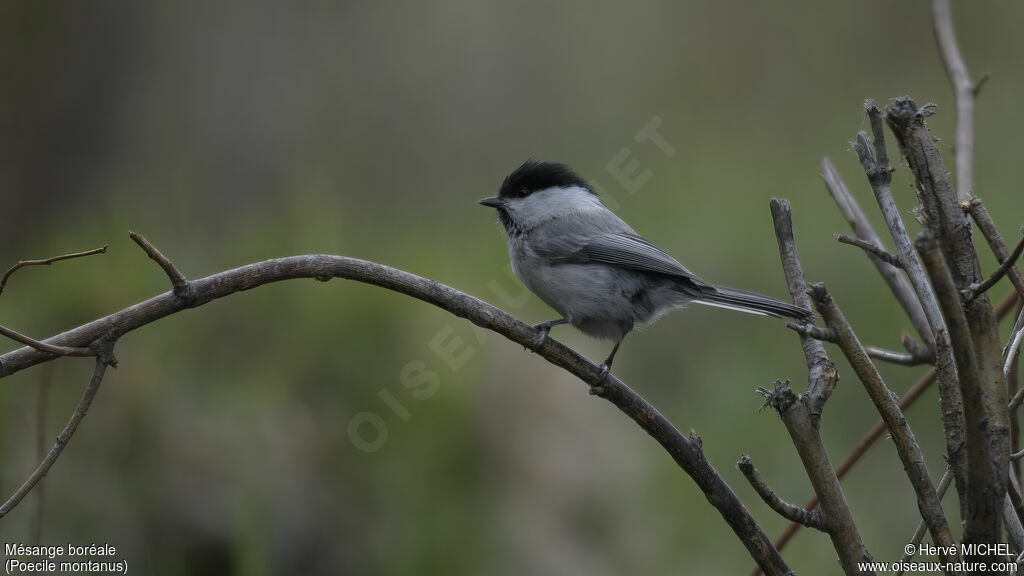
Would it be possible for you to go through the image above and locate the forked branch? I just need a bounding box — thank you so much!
[0,347,115,519]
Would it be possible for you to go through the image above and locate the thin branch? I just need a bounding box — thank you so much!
[0,325,96,358]
[785,322,836,343]
[810,282,958,564]
[0,246,792,575]
[864,345,930,366]
[1006,305,1024,379]
[837,234,901,267]
[963,229,1024,302]
[1010,381,1024,414]
[30,365,52,545]
[0,244,108,296]
[967,197,1024,300]
[1012,325,1022,482]
[821,157,934,352]
[738,455,824,531]
[129,231,192,299]
[1001,375,1024,561]
[1007,326,1024,384]
[0,353,113,519]
[1005,492,1024,558]
[894,467,954,576]
[1007,423,1024,560]
[931,0,975,204]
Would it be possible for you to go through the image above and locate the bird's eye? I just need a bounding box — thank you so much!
[519,188,529,197]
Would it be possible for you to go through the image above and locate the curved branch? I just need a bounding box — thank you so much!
[0,355,111,518]
[0,244,109,296]
[0,325,95,358]
[738,455,824,531]
[0,249,792,575]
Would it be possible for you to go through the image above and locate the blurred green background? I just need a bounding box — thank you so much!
[2,1,1023,574]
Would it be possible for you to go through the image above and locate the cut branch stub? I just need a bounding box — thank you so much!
[885,97,975,289]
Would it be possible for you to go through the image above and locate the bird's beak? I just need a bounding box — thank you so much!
[478,196,503,208]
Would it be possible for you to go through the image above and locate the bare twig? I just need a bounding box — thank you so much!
[129,232,192,299]
[931,0,975,204]
[1007,326,1024,383]
[1006,306,1024,376]
[0,243,110,359]
[0,352,113,519]
[785,322,836,343]
[963,230,1024,302]
[0,246,792,575]
[769,200,872,575]
[864,345,930,366]
[1005,492,1024,556]
[0,325,96,358]
[810,283,958,564]
[1012,323,1022,481]
[821,157,934,352]
[967,197,1024,300]
[837,234,901,267]
[1007,433,1024,560]
[738,455,824,531]
[1009,380,1024,413]
[0,245,108,296]
[895,467,954,576]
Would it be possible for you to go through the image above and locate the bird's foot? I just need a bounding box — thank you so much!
[589,363,611,396]
[529,319,568,352]
[531,324,551,352]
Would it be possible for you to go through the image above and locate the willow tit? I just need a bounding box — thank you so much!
[479,160,810,377]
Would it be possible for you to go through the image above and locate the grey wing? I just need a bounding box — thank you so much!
[530,218,708,285]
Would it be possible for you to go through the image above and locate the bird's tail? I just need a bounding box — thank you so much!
[694,285,811,320]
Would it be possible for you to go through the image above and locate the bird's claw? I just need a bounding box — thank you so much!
[530,324,551,352]
[916,102,938,118]
[589,363,611,396]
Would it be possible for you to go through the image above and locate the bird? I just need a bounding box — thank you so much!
[478,160,810,379]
